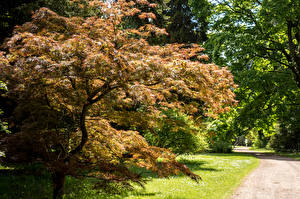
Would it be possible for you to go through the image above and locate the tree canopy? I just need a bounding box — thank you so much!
[165,0,210,43]
[206,0,300,149]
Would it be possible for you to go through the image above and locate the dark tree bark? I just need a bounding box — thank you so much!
[52,169,66,199]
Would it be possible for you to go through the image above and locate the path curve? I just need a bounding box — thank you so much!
[231,147,300,199]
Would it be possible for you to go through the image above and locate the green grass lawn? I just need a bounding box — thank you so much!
[277,152,300,161]
[249,147,275,153]
[0,153,259,199]
[125,153,258,199]
[248,147,300,161]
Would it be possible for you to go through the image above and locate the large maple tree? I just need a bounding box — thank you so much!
[0,0,237,198]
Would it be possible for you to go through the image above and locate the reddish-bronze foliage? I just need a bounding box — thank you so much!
[0,0,237,198]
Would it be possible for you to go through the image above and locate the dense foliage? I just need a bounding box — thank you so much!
[0,0,236,198]
[206,0,300,151]
[165,0,203,43]
[144,109,208,154]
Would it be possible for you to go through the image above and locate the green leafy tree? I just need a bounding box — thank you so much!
[205,111,236,153]
[189,0,211,43]
[205,0,300,149]
[165,0,206,43]
[208,0,300,85]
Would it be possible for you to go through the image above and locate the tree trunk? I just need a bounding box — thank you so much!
[52,170,66,199]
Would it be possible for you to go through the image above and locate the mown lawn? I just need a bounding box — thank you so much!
[0,153,259,199]
[125,153,258,199]
[277,152,300,161]
[249,147,275,153]
[249,147,300,161]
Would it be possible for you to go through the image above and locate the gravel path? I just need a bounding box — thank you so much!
[230,147,300,199]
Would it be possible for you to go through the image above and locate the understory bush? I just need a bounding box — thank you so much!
[268,127,300,152]
[144,109,208,154]
[252,130,270,149]
[268,108,300,152]
[206,116,234,153]
[210,140,232,153]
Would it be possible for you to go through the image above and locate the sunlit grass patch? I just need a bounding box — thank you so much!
[249,147,275,153]
[125,153,259,199]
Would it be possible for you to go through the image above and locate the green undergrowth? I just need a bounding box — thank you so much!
[0,165,52,199]
[0,153,259,199]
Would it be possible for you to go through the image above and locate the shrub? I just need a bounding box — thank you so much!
[194,133,209,153]
[268,107,300,152]
[268,126,300,152]
[205,116,234,153]
[252,131,269,149]
[144,109,208,154]
[210,140,232,153]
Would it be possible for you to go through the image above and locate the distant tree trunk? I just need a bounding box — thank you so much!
[52,170,66,199]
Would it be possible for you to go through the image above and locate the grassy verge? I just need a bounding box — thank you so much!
[249,147,275,153]
[276,152,300,161]
[0,153,259,199]
[248,147,300,161]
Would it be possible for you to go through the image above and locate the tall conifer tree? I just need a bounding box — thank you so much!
[165,0,202,43]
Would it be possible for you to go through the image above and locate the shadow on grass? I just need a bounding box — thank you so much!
[131,157,219,180]
[0,170,128,199]
[0,171,51,199]
[178,159,218,172]
[232,150,300,162]
[131,191,161,196]
[204,152,257,157]
[1,152,256,199]
[131,190,188,199]
[277,153,300,161]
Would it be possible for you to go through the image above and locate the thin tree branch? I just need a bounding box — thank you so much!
[69,103,90,156]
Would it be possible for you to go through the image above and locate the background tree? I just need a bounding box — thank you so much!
[123,0,167,44]
[0,0,237,198]
[189,0,211,43]
[121,0,211,44]
[165,0,203,43]
[0,0,102,44]
[205,0,300,151]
